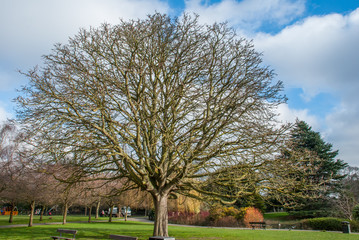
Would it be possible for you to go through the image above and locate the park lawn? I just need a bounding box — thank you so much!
[1,220,359,240]
[0,215,111,226]
[264,212,291,220]
[264,212,299,226]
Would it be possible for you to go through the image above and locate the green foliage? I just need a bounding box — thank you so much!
[280,120,347,211]
[290,120,347,183]
[349,220,359,232]
[148,209,155,221]
[223,206,245,221]
[301,217,346,231]
[288,210,330,219]
[235,193,266,212]
[352,204,359,221]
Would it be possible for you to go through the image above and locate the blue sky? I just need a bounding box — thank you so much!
[0,0,358,166]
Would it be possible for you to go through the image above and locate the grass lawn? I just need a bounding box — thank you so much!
[0,214,98,225]
[264,212,299,226]
[264,212,291,220]
[1,215,359,240]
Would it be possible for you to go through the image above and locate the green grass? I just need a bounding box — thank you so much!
[0,215,108,225]
[0,215,359,240]
[264,212,291,220]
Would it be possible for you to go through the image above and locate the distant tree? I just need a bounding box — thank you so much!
[335,166,359,220]
[17,13,308,236]
[50,165,87,225]
[341,166,359,200]
[0,121,27,223]
[282,120,347,212]
[17,168,51,227]
[291,120,346,181]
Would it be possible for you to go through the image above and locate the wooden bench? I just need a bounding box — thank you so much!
[51,229,77,240]
[249,221,266,229]
[109,234,138,240]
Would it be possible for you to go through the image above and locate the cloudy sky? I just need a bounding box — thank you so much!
[0,0,358,166]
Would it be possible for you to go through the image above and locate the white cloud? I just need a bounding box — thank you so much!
[0,0,169,66]
[0,0,170,109]
[255,8,359,166]
[0,103,13,123]
[184,0,305,34]
[276,103,320,130]
[324,101,359,166]
[254,8,359,97]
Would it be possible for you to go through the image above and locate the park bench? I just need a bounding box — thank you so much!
[109,234,138,240]
[249,221,266,230]
[51,229,77,240]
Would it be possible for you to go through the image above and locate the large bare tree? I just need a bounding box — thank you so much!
[18,13,290,236]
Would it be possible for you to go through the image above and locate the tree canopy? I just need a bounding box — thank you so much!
[17,13,301,236]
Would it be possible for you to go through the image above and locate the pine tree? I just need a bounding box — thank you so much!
[288,120,347,212]
[291,120,346,183]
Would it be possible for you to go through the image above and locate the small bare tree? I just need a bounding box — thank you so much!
[0,121,28,223]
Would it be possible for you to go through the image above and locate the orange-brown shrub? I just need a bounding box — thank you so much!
[242,207,264,228]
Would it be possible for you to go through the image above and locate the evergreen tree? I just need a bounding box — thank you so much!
[290,120,346,183]
[287,120,347,212]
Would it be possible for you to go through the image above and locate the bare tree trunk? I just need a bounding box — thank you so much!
[109,205,114,222]
[152,193,169,237]
[124,206,128,221]
[40,205,45,221]
[95,200,100,219]
[8,202,15,223]
[62,202,69,225]
[88,206,92,223]
[28,200,35,227]
[117,204,121,218]
[84,206,87,216]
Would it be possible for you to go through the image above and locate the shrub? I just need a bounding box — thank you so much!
[223,206,244,220]
[301,217,346,231]
[207,205,245,227]
[148,209,155,221]
[207,206,263,228]
[208,206,245,221]
[168,211,209,226]
[213,216,240,227]
[353,204,359,221]
[288,210,330,219]
[350,220,359,232]
[208,205,225,222]
[242,207,264,227]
